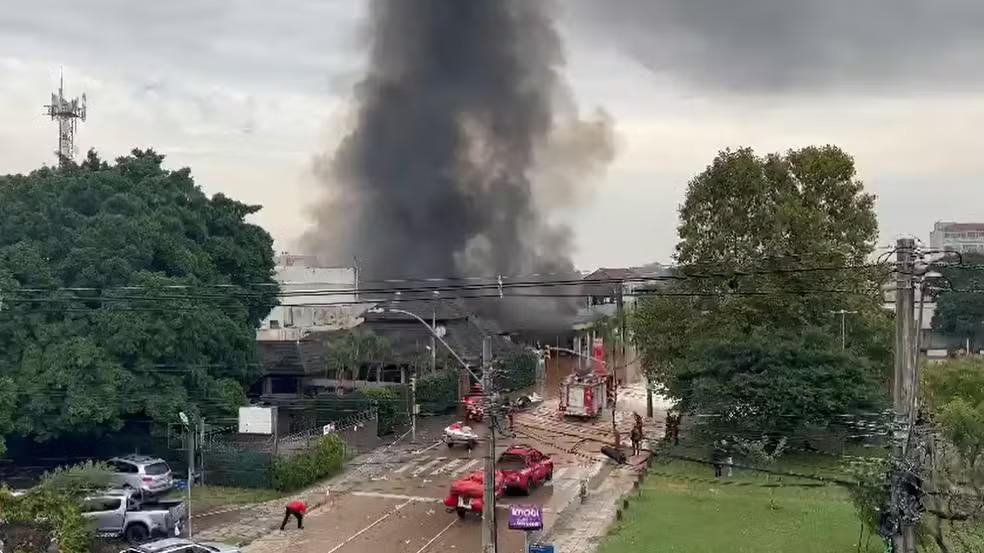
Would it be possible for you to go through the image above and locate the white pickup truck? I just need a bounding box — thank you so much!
[81,489,186,543]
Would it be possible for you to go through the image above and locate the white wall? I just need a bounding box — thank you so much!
[259,262,364,335]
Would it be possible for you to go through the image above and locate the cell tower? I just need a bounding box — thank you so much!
[43,71,87,161]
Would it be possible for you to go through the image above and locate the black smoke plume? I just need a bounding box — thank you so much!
[303,0,613,330]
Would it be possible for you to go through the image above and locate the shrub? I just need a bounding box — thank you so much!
[361,386,408,435]
[415,369,459,414]
[495,351,538,392]
[270,434,348,492]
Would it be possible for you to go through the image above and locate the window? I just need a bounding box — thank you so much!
[82,497,122,513]
[111,460,138,474]
[144,462,170,475]
[270,376,299,394]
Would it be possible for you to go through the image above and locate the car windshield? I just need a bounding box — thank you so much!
[144,462,170,475]
[496,453,527,470]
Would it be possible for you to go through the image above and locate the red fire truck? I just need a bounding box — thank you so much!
[558,372,615,419]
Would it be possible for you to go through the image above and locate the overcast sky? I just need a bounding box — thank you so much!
[2,0,983,272]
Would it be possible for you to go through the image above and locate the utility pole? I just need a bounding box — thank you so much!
[892,238,917,553]
[481,336,497,553]
[410,374,417,443]
[831,309,859,351]
[431,290,440,373]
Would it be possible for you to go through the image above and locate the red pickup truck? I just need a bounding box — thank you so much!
[443,445,553,518]
[496,445,553,495]
[443,470,504,518]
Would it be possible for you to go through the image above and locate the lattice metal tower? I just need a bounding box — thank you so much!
[44,71,87,161]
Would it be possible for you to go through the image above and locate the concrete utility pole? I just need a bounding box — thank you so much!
[892,238,917,553]
[481,336,498,553]
[410,374,417,444]
[831,309,859,351]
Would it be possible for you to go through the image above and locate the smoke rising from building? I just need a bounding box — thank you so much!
[302,0,614,330]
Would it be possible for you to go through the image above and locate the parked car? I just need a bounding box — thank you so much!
[495,445,553,495]
[81,489,186,543]
[108,455,174,495]
[443,422,479,449]
[119,537,240,553]
[443,469,504,519]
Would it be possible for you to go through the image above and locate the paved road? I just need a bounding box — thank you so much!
[243,390,663,553]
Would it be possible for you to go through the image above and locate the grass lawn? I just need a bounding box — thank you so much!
[163,485,283,515]
[597,453,884,553]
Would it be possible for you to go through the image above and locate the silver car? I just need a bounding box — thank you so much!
[120,538,240,553]
[108,455,174,495]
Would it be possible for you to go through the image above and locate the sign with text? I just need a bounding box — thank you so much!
[508,504,544,531]
[528,544,554,553]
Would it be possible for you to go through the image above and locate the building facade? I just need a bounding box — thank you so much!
[257,254,365,340]
[930,221,984,254]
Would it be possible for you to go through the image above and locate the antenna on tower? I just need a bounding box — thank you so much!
[43,68,87,162]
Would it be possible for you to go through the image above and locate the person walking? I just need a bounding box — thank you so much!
[280,499,307,530]
[630,412,644,456]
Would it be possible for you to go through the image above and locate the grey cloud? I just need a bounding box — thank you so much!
[0,0,362,94]
[567,0,984,92]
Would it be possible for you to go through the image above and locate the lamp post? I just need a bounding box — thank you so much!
[178,412,192,539]
[830,310,859,351]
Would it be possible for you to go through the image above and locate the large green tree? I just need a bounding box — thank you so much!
[0,150,278,448]
[633,145,890,435]
[932,253,984,352]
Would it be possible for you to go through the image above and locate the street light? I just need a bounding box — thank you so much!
[830,310,859,351]
[178,412,192,539]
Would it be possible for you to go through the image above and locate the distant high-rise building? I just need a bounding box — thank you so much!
[930,221,984,254]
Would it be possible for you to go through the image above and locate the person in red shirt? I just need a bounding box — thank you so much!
[280,500,306,530]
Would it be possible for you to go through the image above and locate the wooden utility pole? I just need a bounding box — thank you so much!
[892,238,917,553]
[481,336,497,553]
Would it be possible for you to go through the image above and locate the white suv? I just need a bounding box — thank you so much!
[108,455,174,496]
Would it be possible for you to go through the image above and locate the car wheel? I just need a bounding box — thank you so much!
[124,523,150,544]
[521,478,532,496]
[456,507,467,519]
[545,468,553,482]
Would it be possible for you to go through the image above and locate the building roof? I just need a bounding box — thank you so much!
[257,339,325,375]
[583,267,641,282]
[936,222,984,232]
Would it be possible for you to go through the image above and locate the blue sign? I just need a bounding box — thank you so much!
[508,504,544,530]
[529,544,554,553]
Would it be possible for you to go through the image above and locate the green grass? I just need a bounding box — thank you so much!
[597,454,884,553]
[163,485,283,514]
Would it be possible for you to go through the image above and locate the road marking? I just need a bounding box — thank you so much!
[412,457,446,477]
[553,467,570,480]
[350,491,441,503]
[414,519,458,553]
[415,440,442,455]
[452,459,480,475]
[433,458,463,475]
[325,499,412,553]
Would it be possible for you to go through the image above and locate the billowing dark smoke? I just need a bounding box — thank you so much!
[303,0,613,330]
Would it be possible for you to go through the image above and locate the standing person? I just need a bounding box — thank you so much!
[280,499,306,530]
[630,412,644,456]
[710,441,726,479]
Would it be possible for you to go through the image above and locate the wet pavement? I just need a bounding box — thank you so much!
[241,384,667,553]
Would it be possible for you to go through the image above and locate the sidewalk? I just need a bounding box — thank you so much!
[545,463,641,553]
[193,421,449,546]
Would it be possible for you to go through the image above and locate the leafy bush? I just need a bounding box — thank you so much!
[270,435,348,492]
[38,460,113,496]
[495,351,538,392]
[415,370,459,414]
[0,486,92,553]
[361,386,408,435]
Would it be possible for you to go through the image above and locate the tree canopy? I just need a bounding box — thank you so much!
[0,150,278,449]
[632,145,890,438]
[932,253,984,352]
